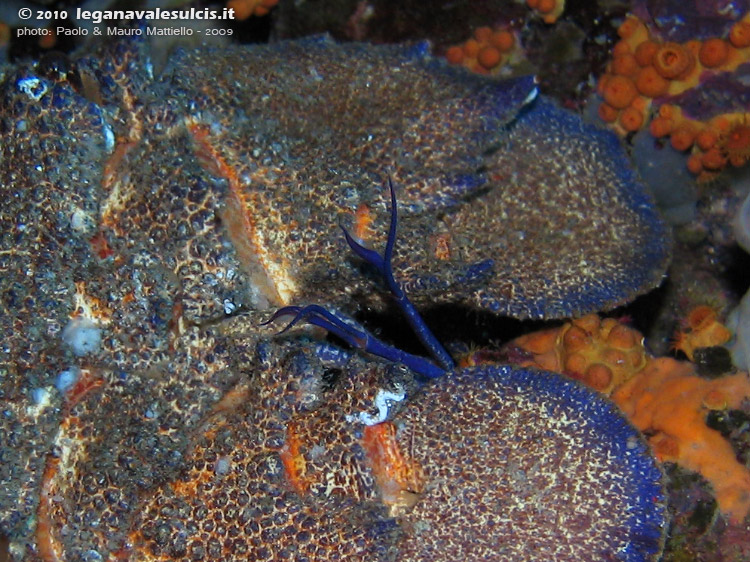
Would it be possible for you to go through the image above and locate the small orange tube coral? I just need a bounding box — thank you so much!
[527,0,565,23]
[536,0,557,15]
[463,38,480,58]
[635,66,669,98]
[670,123,696,151]
[696,128,718,151]
[477,46,502,70]
[634,40,659,66]
[702,147,728,170]
[723,122,750,166]
[618,16,642,40]
[474,26,492,42]
[612,358,750,523]
[612,53,639,76]
[649,116,672,138]
[653,42,695,79]
[699,38,730,68]
[620,106,644,132]
[730,21,750,48]
[490,29,515,52]
[687,154,703,174]
[445,46,464,64]
[602,75,638,109]
[598,102,619,123]
[613,40,632,57]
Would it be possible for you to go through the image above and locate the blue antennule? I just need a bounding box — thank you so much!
[267,178,454,379]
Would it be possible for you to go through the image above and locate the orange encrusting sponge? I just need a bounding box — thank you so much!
[613,358,750,524]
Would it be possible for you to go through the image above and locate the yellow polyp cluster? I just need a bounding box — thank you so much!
[444,26,520,75]
[505,314,750,523]
[526,0,565,24]
[512,314,648,395]
[226,0,278,20]
[671,305,732,361]
[597,13,750,178]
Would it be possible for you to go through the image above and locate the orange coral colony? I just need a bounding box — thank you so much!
[444,26,520,74]
[505,314,750,523]
[596,12,750,178]
[602,75,639,109]
[654,106,750,176]
[510,314,648,395]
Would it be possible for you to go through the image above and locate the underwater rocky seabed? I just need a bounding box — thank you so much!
[1,2,750,562]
